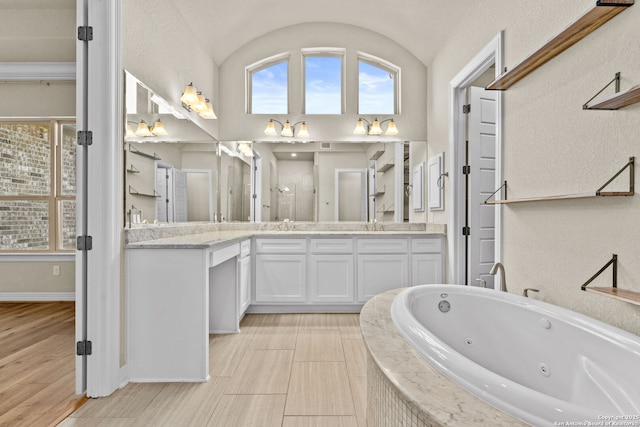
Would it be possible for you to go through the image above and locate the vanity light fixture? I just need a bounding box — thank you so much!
[180,82,217,119]
[128,119,169,138]
[354,118,398,136]
[237,141,254,157]
[264,119,309,138]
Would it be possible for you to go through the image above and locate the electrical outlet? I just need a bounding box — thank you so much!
[53,265,60,276]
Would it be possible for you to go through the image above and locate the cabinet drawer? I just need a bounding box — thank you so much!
[411,238,443,253]
[310,238,354,254]
[240,239,251,258]
[255,238,307,254]
[356,238,408,254]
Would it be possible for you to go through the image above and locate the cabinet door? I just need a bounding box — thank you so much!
[309,255,354,303]
[255,254,306,302]
[411,254,443,286]
[238,255,251,315]
[357,254,408,302]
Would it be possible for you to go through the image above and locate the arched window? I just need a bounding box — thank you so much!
[358,53,400,115]
[246,53,289,114]
[303,48,345,114]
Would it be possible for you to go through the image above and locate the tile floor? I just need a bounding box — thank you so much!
[60,313,367,427]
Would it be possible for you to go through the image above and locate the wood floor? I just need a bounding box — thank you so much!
[0,302,86,427]
[61,313,367,427]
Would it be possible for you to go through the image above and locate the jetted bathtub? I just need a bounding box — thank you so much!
[391,285,640,426]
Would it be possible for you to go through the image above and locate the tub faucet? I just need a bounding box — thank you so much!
[489,262,507,292]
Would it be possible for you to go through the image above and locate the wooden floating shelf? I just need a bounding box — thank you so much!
[584,287,640,305]
[486,0,634,91]
[377,162,394,173]
[486,157,634,204]
[585,84,640,110]
[487,191,633,204]
[370,150,385,161]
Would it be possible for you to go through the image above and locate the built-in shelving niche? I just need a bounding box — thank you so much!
[485,157,634,205]
[486,0,634,91]
[581,254,640,306]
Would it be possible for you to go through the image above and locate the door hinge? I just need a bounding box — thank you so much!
[77,130,93,146]
[77,26,93,42]
[252,194,257,199]
[462,104,471,114]
[462,226,471,236]
[76,340,92,356]
[77,235,93,251]
[462,165,471,175]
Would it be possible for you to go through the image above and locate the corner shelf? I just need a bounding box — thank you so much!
[377,162,394,173]
[581,254,640,306]
[485,157,634,204]
[486,0,634,91]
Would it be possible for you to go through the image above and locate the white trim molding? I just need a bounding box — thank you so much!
[448,31,504,286]
[0,254,75,262]
[0,62,76,80]
[0,292,75,301]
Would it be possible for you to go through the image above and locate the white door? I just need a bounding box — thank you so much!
[156,165,174,222]
[174,170,188,222]
[468,86,497,288]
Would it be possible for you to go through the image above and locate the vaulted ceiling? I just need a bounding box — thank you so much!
[170,0,469,66]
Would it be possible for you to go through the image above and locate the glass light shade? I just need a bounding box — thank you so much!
[369,118,382,135]
[264,120,277,136]
[199,100,217,119]
[353,119,367,135]
[385,120,398,136]
[135,120,153,137]
[192,93,208,113]
[297,122,309,138]
[281,121,293,137]
[125,123,135,138]
[179,83,199,106]
[151,120,168,136]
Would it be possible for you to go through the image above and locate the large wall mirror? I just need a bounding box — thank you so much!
[123,71,222,225]
[123,71,420,225]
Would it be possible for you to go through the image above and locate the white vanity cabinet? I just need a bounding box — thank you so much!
[356,238,409,302]
[254,238,307,303]
[411,238,444,286]
[309,239,355,303]
[238,239,251,318]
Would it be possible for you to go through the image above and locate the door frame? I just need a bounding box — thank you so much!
[448,31,504,286]
[334,168,367,221]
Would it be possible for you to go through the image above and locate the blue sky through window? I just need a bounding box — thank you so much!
[252,61,288,114]
[305,56,342,114]
[359,61,395,115]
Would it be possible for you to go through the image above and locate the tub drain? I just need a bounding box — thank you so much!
[438,300,451,313]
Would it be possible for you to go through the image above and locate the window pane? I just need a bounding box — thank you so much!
[61,123,77,196]
[358,61,395,115]
[305,56,342,114]
[0,123,51,196]
[58,199,76,250]
[252,61,288,114]
[0,200,49,250]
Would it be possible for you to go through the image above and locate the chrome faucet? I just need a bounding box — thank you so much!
[489,262,507,292]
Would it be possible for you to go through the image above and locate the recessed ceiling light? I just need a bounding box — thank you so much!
[291,153,297,157]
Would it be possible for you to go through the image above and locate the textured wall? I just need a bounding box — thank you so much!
[427,1,640,335]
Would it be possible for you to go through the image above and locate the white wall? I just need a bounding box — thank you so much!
[122,0,219,140]
[428,1,640,335]
[218,22,428,142]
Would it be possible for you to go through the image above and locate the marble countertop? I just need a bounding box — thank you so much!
[360,289,528,427]
[125,223,446,249]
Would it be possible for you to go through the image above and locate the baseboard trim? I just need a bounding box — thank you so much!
[246,304,363,313]
[0,292,75,301]
[118,365,130,390]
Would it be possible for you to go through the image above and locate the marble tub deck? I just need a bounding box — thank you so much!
[360,289,528,427]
